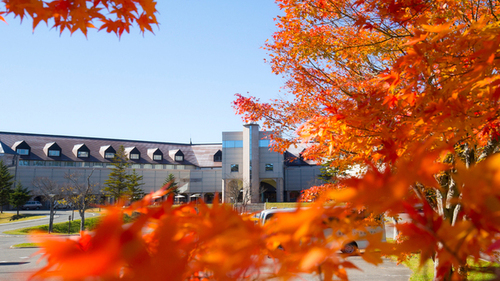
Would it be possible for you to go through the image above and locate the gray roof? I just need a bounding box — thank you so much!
[0,141,17,155]
[0,132,222,168]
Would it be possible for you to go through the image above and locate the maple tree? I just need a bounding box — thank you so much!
[233,0,500,280]
[14,0,500,280]
[29,188,384,281]
[0,0,158,37]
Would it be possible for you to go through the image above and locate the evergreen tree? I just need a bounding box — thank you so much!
[163,173,179,196]
[10,182,30,215]
[0,160,14,213]
[126,169,145,201]
[104,146,130,202]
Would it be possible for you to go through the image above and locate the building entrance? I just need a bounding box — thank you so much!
[260,181,276,202]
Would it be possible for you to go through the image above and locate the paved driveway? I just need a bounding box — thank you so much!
[0,210,99,281]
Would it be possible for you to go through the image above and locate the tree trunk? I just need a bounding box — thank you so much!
[433,249,453,281]
[477,137,499,162]
[80,209,86,231]
[434,167,463,280]
[16,206,19,216]
[79,197,86,231]
[48,201,55,233]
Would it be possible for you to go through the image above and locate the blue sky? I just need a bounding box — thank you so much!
[0,1,285,144]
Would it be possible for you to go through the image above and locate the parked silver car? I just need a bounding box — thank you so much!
[22,201,42,210]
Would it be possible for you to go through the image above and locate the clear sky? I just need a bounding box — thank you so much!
[0,1,285,144]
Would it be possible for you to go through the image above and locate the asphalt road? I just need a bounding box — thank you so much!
[0,211,411,281]
[0,210,100,281]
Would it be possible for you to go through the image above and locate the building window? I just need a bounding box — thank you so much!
[231,164,239,172]
[153,154,162,161]
[175,155,184,162]
[214,150,222,162]
[223,140,243,148]
[93,163,103,167]
[131,164,141,169]
[154,164,164,169]
[48,150,60,157]
[130,153,140,160]
[143,164,152,169]
[17,149,29,155]
[259,140,271,147]
[265,163,274,171]
[78,151,89,158]
[19,160,30,166]
[166,165,175,170]
[104,152,115,159]
[33,161,45,166]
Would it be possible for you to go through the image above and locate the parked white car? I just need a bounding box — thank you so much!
[259,207,386,253]
[22,201,43,210]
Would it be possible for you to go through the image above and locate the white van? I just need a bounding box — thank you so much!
[259,207,386,253]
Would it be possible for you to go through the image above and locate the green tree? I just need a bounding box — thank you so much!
[104,146,129,202]
[9,182,30,215]
[127,169,145,201]
[316,158,354,184]
[163,173,179,196]
[0,160,14,213]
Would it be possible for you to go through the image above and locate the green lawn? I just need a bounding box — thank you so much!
[0,213,45,224]
[11,242,39,248]
[3,212,138,235]
[3,217,102,235]
[402,254,499,281]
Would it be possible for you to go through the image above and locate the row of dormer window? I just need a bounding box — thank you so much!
[18,160,196,170]
[12,140,223,163]
[11,140,188,162]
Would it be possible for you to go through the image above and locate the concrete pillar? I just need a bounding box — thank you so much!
[276,178,284,202]
[221,179,228,203]
[243,123,260,203]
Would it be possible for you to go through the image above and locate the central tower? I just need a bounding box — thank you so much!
[242,123,260,202]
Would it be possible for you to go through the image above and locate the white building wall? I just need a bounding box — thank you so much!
[15,166,222,197]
